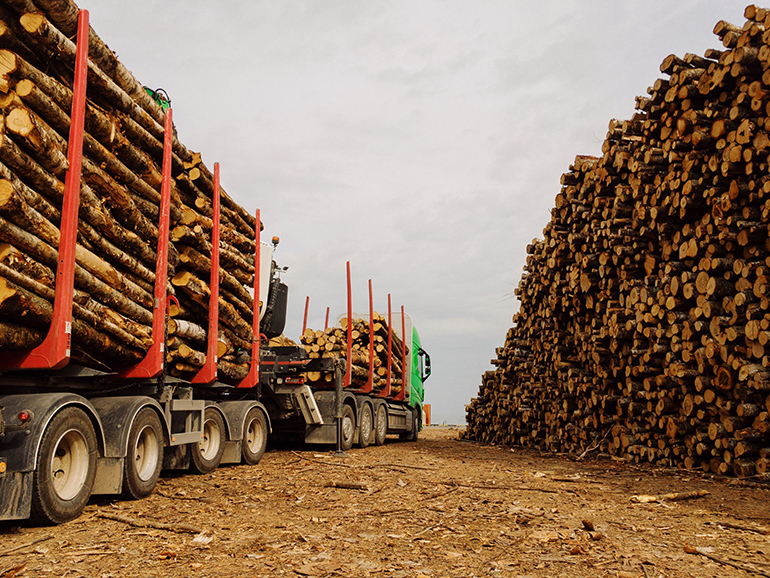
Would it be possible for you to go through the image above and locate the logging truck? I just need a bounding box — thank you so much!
[0,1,432,524]
[266,307,432,451]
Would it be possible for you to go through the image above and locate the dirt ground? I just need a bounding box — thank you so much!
[1,426,770,578]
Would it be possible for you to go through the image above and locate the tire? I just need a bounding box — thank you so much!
[123,408,164,499]
[358,404,373,448]
[340,404,356,451]
[191,407,225,474]
[31,406,97,525]
[374,404,387,446]
[241,407,267,465]
[413,413,421,442]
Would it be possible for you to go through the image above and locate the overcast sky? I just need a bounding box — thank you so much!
[83,1,748,424]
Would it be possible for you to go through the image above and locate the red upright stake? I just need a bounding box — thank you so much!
[324,307,330,331]
[344,261,352,388]
[118,108,173,378]
[192,163,221,384]
[394,305,407,402]
[380,294,392,398]
[302,296,310,336]
[358,280,374,393]
[0,10,89,371]
[237,209,261,388]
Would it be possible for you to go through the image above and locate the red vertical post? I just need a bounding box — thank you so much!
[324,307,330,331]
[237,209,260,388]
[344,261,352,388]
[118,108,173,378]
[302,296,310,336]
[394,305,407,401]
[380,294,392,398]
[192,163,221,384]
[0,10,89,371]
[358,279,374,393]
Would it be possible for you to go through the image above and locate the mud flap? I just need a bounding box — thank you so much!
[0,471,32,520]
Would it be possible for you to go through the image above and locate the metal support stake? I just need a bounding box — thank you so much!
[236,208,261,388]
[334,358,347,457]
[394,305,407,402]
[192,163,221,383]
[344,261,352,388]
[360,279,374,393]
[118,107,173,378]
[380,293,392,398]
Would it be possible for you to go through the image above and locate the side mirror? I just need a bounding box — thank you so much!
[418,348,431,381]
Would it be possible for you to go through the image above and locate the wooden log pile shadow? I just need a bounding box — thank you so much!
[466,5,770,478]
[301,313,405,394]
[0,0,257,380]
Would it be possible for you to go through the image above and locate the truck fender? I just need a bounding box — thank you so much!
[217,401,272,440]
[88,396,167,459]
[0,393,106,473]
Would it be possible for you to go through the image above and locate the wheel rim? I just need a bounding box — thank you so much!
[342,414,355,443]
[361,408,372,438]
[199,417,222,461]
[376,408,387,437]
[51,428,90,501]
[245,416,264,454]
[134,425,160,482]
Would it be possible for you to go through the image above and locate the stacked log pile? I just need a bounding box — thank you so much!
[301,313,405,394]
[466,5,770,477]
[0,0,258,380]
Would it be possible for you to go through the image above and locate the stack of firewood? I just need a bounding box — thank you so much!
[301,313,405,393]
[0,0,258,380]
[467,5,770,477]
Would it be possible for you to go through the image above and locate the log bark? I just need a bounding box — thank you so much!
[171,270,252,340]
[0,215,153,325]
[0,320,42,348]
[0,275,143,361]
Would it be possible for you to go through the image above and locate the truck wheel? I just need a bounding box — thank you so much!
[242,407,267,465]
[400,409,419,442]
[123,408,164,499]
[191,408,225,474]
[340,404,356,451]
[374,404,388,446]
[374,404,387,446]
[358,404,373,448]
[31,406,97,525]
